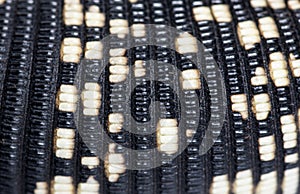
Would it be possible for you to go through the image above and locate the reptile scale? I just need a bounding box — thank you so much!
[0,0,300,193]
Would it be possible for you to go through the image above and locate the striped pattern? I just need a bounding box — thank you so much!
[0,0,300,193]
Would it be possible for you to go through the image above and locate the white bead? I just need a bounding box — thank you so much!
[109,65,129,75]
[108,124,123,133]
[56,149,73,159]
[109,75,127,83]
[109,57,128,65]
[56,139,75,149]
[181,69,200,80]
[82,91,101,100]
[85,83,100,91]
[56,128,75,139]
[158,119,177,127]
[109,48,126,57]
[182,79,201,90]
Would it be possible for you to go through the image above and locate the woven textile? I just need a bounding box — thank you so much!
[0,0,300,193]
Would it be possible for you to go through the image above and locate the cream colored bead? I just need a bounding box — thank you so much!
[78,177,100,193]
[52,176,74,193]
[63,0,83,26]
[82,83,101,116]
[109,113,124,123]
[255,67,266,75]
[110,19,128,27]
[231,94,248,120]
[56,139,75,149]
[64,4,82,12]
[267,0,286,9]
[289,54,300,77]
[211,4,232,23]
[157,127,178,135]
[105,144,126,183]
[252,94,271,120]
[56,128,75,139]
[259,135,275,146]
[270,52,285,61]
[85,12,105,21]
[258,17,280,38]
[158,144,178,154]
[157,119,179,154]
[177,45,198,54]
[59,93,78,104]
[110,27,129,36]
[58,102,77,112]
[158,135,178,144]
[182,79,201,90]
[110,57,128,65]
[181,69,200,80]
[231,94,247,103]
[34,182,48,194]
[283,132,297,141]
[282,168,299,194]
[107,164,126,174]
[232,103,247,113]
[288,0,300,10]
[82,90,101,100]
[108,124,122,133]
[251,76,268,86]
[280,115,295,125]
[85,50,102,60]
[233,170,253,194]
[107,154,125,164]
[61,38,82,63]
[63,37,81,46]
[85,83,101,91]
[210,175,230,194]
[284,140,297,149]
[81,157,100,169]
[158,119,177,127]
[250,0,267,7]
[83,100,101,109]
[107,174,119,183]
[259,138,276,160]
[176,37,197,46]
[193,7,213,21]
[259,144,276,154]
[85,41,103,60]
[256,171,277,194]
[269,52,289,87]
[131,24,146,37]
[109,65,129,75]
[110,48,126,57]
[260,152,275,161]
[285,153,298,163]
[109,75,127,83]
[242,35,261,45]
[62,54,80,63]
[62,45,82,55]
[181,69,201,90]
[55,149,74,159]
[176,33,198,54]
[86,41,103,51]
[108,113,124,133]
[134,60,146,77]
[85,9,105,27]
[237,20,261,49]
